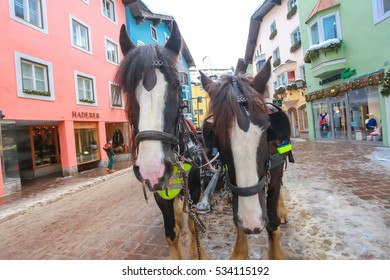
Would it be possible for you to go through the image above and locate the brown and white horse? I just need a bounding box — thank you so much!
[200,58,290,259]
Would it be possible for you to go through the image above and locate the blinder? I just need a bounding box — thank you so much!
[232,77,250,132]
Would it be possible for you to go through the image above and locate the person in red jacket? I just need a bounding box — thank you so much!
[103,138,115,173]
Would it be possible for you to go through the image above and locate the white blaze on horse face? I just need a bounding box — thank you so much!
[136,70,167,186]
[230,120,266,232]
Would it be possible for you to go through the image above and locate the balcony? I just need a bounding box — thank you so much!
[304,39,346,79]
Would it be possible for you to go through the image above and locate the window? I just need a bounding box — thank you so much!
[179,73,188,85]
[74,123,100,164]
[287,71,296,83]
[256,59,266,72]
[109,82,123,108]
[277,73,287,86]
[308,12,341,46]
[75,71,97,105]
[258,44,262,54]
[105,37,119,65]
[70,15,92,54]
[151,25,158,42]
[10,0,48,33]
[82,0,89,4]
[31,126,59,168]
[288,0,297,11]
[291,28,301,45]
[273,47,280,61]
[270,21,276,33]
[15,52,54,101]
[373,0,390,24]
[164,32,169,43]
[102,0,116,23]
[182,85,189,100]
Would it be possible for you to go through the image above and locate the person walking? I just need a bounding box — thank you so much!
[103,138,115,173]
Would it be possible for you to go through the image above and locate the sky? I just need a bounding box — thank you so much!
[142,0,264,70]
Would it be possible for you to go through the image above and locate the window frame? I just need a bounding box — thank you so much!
[109,81,123,109]
[373,0,390,24]
[291,27,301,46]
[308,12,342,46]
[101,0,117,24]
[74,71,97,106]
[14,51,55,101]
[105,36,120,65]
[151,25,158,42]
[273,47,280,61]
[69,14,93,54]
[270,21,276,33]
[9,0,48,34]
[288,0,297,11]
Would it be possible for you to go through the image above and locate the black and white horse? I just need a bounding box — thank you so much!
[116,22,206,259]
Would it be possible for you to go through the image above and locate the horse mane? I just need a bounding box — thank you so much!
[115,44,181,154]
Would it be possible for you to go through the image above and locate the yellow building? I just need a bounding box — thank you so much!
[190,83,210,128]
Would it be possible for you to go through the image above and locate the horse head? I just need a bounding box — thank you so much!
[116,22,182,192]
[200,57,273,234]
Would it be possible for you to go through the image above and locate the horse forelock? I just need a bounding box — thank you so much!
[208,74,270,156]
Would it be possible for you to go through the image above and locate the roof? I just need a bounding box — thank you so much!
[122,0,195,68]
[244,0,281,63]
[305,0,340,23]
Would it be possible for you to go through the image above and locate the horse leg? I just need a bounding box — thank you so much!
[154,193,184,260]
[267,226,285,260]
[230,227,248,260]
[187,166,208,260]
[267,166,285,260]
[277,190,288,224]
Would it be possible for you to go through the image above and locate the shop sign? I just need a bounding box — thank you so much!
[319,73,341,86]
[72,111,100,119]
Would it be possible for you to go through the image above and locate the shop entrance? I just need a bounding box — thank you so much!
[329,98,348,139]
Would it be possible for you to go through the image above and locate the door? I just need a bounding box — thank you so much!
[330,99,347,139]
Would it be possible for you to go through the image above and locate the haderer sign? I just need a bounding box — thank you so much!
[72,111,100,119]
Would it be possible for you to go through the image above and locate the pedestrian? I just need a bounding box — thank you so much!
[103,138,115,173]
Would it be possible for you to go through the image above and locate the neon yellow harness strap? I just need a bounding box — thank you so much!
[156,163,192,200]
[276,142,292,154]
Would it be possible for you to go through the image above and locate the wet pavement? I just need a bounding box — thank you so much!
[0,139,389,260]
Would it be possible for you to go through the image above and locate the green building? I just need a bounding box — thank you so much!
[299,0,390,145]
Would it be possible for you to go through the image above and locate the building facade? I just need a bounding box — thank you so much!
[245,0,309,138]
[299,0,390,145]
[0,0,130,196]
[122,0,196,122]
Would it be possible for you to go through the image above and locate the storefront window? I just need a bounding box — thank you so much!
[349,86,381,141]
[31,126,59,167]
[105,123,129,154]
[74,124,100,164]
[312,100,332,138]
[0,122,20,180]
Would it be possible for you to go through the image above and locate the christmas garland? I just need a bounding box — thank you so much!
[269,29,277,40]
[380,70,390,97]
[304,41,343,63]
[287,5,297,19]
[306,70,384,102]
[273,58,281,68]
[290,40,301,53]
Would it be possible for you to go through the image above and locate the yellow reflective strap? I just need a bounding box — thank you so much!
[157,188,182,200]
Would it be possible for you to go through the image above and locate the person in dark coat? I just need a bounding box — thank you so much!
[103,138,115,173]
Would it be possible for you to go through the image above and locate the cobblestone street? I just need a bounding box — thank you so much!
[0,139,389,260]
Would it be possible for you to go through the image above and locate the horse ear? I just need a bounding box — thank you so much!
[165,21,182,56]
[119,24,135,56]
[251,56,272,94]
[200,71,214,94]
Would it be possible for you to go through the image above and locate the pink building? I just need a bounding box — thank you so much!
[0,0,131,196]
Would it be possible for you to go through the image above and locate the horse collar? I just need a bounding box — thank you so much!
[232,77,250,132]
